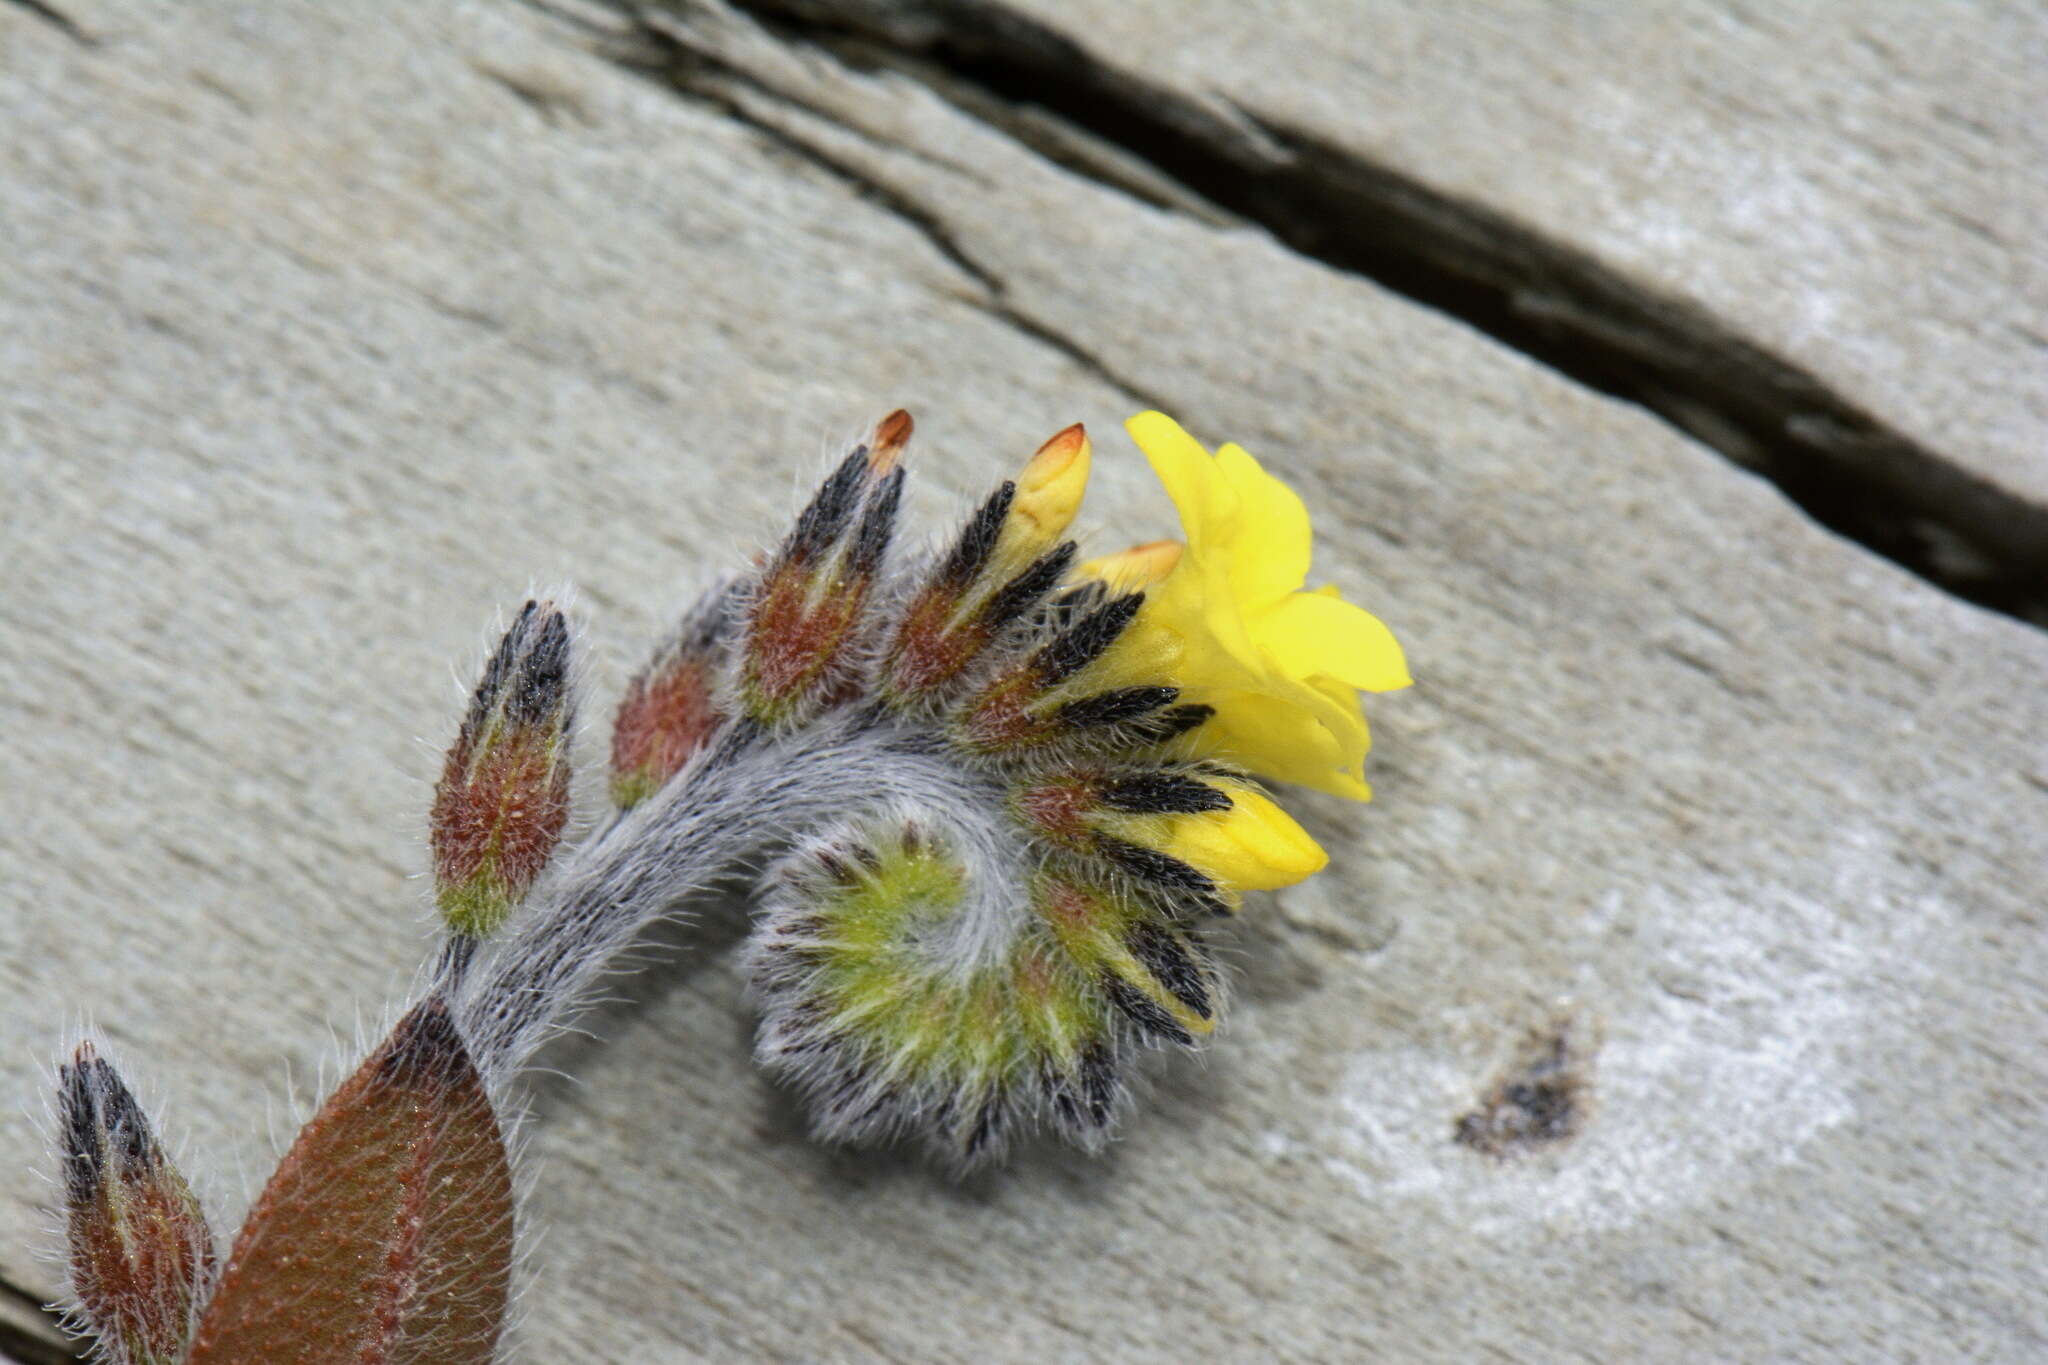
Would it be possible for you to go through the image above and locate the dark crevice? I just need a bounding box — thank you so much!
[4,0,95,45]
[707,0,2048,627]
[632,8,992,182]
[0,1279,79,1365]
[604,11,1169,411]
[611,21,998,290]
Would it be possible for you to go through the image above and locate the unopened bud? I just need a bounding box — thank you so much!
[882,426,1093,705]
[1077,539,1182,589]
[1001,424,1090,560]
[612,585,734,809]
[868,408,913,474]
[742,424,906,725]
[431,600,574,939]
[59,1044,214,1365]
[1031,873,1216,1046]
[955,593,1144,751]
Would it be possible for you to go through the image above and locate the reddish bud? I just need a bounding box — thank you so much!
[885,584,993,699]
[868,408,913,474]
[611,588,733,810]
[1014,775,1096,844]
[885,494,1077,704]
[955,592,1147,752]
[187,998,514,1365]
[59,1044,215,1365]
[432,600,574,939]
[742,425,907,724]
[886,424,1088,704]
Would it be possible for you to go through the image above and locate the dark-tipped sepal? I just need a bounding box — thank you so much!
[59,1044,215,1365]
[740,413,910,726]
[431,600,576,939]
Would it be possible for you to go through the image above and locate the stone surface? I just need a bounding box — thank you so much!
[3,2,2045,1361]
[992,0,2048,516]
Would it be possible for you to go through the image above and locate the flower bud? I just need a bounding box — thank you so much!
[883,425,1091,704]
[1150,781,1327,892]
[1030,873,1216,1044]
[740,416,906,725]
[1077,539,1182,589]
[431,600,574,939]
[1000,423,1090,563]
[953,592,1150,751]
[1013,763,1322,912]
[59,1044,214,1365]
[611,583,735,810]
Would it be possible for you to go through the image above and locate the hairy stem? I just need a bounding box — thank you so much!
[453,713,1002,1076]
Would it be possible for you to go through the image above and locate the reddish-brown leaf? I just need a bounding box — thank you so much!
[187,998,514,1365]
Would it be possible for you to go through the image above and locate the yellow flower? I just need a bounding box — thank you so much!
[1111,412,1410,800]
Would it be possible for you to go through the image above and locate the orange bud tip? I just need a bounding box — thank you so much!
[1004,424,1092,550]
[869,408,914,472]
[1026,424,1087,479]
[1081,539,1183,588]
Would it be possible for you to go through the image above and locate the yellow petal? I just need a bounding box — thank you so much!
[1253,590,1412,692]
[1117,410,1404,803]
[1158,784,1328,891]
[1077,540,1183,589]
[1125,411,1233,547]
[1199,690,1373,800]
[1212,443,1311,604]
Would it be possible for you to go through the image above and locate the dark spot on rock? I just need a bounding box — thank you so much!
[1455,1009,1597,1159]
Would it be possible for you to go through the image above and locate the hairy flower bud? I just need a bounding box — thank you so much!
[740,414,907,726]
[999,423,1090,566]
[1031,872,1218,1045]
[884,427,1092,704]
[952,591,1153,752]
[59,1044,214,1365]
[431,600,574,939]
[611,582,736,809]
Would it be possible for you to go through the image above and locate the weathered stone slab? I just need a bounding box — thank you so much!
[1000,0,2048,474]
[771,0,2048,614]
[2,2,2044,1361]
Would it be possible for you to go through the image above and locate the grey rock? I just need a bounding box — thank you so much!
[2,2,2043,1361]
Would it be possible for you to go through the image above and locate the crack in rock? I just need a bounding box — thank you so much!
[705,0,2048,628]
[0,1275,79,1365]
[605,7,1171,411]
[4,0,95,46]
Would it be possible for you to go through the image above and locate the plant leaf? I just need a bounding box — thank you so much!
[187,997,513,1365]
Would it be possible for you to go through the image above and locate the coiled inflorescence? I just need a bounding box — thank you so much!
[583,410,1405,1169]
